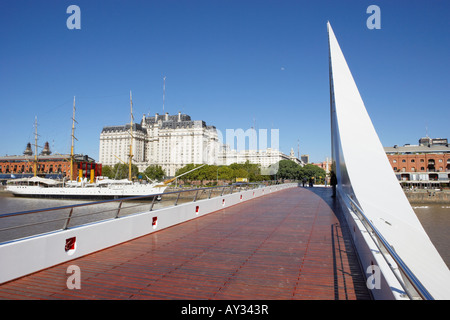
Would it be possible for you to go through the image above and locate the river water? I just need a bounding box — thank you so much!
[0,193,174,243]
[412,204,450,268]
[0,193,449,268]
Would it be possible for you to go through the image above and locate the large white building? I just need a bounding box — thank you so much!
[218,146,303,176]
[218,145,302,170]
[99,112,302,177]
[99,112,220,176]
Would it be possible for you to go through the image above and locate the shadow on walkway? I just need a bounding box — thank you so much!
[305,186,373,300]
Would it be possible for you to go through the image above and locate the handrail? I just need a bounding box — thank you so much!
[0,183,265,243]
[346,194,434,300]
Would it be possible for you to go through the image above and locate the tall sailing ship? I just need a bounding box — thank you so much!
[6,93,188,199]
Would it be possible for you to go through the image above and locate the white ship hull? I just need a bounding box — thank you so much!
[6,179,167,200]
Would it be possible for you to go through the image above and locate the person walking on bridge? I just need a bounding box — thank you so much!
[330,171,337,197]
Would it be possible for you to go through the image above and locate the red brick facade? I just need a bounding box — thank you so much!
[386,153,450,173]
[0,156,102,181]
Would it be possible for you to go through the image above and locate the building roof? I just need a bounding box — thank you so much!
[384,145,450,154]
[384,137,450,154]
[101,123,147,134]
[0,154,96,162]
[144,113,192,124]
[101,113,216,133]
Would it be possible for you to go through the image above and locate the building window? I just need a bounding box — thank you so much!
[411,159,415,162]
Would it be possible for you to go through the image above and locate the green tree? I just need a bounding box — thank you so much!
[175,162,271,183]
[105,163,139,180]
[101,165,114,179]
[175,164,204,181]
[228,161,262,182]
[301,164,326,184]
[233,168,248,180]
[144,165,165,181]
[205,165,218,181]
[277,160,302,180]
[218,166,233,180]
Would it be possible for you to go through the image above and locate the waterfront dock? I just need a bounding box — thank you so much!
[0,187,371,300]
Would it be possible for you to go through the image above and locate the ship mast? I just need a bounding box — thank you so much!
[128,91,134,181]
[33,116,39,177]
[70,96,78,181]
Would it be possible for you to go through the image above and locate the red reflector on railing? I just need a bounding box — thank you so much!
[152,217,157,226]
[65,237,76,252]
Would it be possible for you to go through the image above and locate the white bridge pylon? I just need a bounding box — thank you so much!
[327,22,450,300]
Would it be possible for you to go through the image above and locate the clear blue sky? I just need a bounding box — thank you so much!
[1,0,449,163]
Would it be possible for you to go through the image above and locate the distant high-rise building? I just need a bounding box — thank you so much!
[301,154,309,164]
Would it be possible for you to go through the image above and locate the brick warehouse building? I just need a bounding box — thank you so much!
[0,142,101,182]
[384,137,450,182]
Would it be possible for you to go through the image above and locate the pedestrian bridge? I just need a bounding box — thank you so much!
[0,186,371,300]
[1,22,449,300]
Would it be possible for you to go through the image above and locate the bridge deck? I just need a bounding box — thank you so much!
[0,187,371,300]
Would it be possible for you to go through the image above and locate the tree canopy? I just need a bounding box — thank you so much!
[101,163,139,180]
[101,160,327,184]
[102,163,166,181]
[276,160,327,183]
[174,161,270,183]
[143,165,165,181]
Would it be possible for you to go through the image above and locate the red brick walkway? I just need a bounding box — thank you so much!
[0,187,371,300]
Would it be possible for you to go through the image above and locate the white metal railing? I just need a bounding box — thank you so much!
[346,194,434,300]
[0,183,267,244]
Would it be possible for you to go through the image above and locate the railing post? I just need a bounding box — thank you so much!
[63,208,74,230]
[174,192,181,206]
[115,201,123,218]
[193,190,199,202]
[150,195,156,211]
